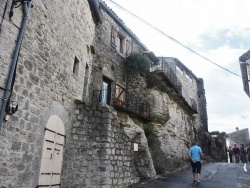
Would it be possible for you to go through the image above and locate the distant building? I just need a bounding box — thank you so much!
[239,50,250,97]
[227,127,250,147]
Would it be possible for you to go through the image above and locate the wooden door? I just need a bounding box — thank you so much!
[37,115,65,188]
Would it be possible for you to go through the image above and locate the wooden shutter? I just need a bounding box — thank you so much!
[126,39,131,57]
[111,28,117,47]
[115,84,125,102]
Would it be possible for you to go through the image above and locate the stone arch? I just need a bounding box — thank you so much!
[34,101,69,187]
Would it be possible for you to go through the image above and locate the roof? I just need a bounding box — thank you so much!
[227,128,249,135]
[99,0,159,63]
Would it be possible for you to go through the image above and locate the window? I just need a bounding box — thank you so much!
[111,28,131,56]
[83,63,90,98]
[73,56,79,75]
[90,45,95,54]
[116,34,123,53]
[87,45,90,54]
[101,78,112,105]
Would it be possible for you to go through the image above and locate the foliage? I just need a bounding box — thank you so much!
[125,53,151,74]
[146,76,168,92]
[209,131,227,138]
[143,123,158,147]
[190,115,197,121]
[146,76,174,100]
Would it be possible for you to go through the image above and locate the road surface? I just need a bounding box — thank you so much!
[132,163,250,188]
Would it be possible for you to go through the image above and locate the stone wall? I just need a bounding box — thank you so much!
[125,69,227,173]
[69,100,156,187]
[0,1,226,187]
[0,1,96,187]
[126,72,197,173]
[198,132,227,162]
[70,101,136,187]
[88,3,145,96]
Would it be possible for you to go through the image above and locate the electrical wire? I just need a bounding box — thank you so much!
[104,0,243,78]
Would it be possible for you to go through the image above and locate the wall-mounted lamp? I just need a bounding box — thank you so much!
[4,101,18,122]
[6,101,18,115]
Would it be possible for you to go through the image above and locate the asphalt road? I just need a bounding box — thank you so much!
[132,163,250,188]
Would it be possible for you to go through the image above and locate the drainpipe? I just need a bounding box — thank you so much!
[0,1,33,129]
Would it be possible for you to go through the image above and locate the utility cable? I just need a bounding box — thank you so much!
[104,0,243,78]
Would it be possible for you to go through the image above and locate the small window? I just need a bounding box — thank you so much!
[101,78,112,105]
[116,34,125,54]
[90,45,95,54]
[176,66,183,75]
[83,63,90,97]
[73,56,79,76]
[111,28,130,56]
[87,45,90,54]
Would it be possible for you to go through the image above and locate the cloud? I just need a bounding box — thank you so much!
[209,111,250,133]
[195,29,250,50]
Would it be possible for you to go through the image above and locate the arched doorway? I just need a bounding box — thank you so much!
[37,115,65,188]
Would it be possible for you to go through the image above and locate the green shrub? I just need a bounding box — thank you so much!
[146,76,167,92]
[209,131,227,138]
[125,53,150,74]
[146,76,174,100]
[190,115,196,121]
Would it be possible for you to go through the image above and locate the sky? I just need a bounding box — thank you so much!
[104,0,250,134]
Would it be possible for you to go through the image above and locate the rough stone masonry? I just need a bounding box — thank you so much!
[0,0,226,187]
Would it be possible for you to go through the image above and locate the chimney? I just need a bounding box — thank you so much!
[236,127,239,131]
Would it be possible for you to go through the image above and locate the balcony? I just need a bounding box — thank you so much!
[149,60,198,114]
[92,89,151,121]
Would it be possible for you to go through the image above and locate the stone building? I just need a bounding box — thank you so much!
[0,0,100,187]
[0,0,225,187]
[227,127,250,147]
[239,49,250,97]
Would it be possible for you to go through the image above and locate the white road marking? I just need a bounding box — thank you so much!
[243,163,247,172]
